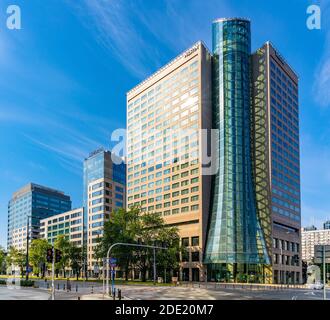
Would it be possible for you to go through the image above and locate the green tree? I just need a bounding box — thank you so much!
[29,238,50,278]
[54,235,71,277]
[95,207,140,281]
[132,211,180,282]
[6,247,26,277]
[68,244,83,280]
[0,247,6,275]
[95,207,181,282]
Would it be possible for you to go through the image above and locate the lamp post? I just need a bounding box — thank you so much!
[104,242,167,295]
[25,214,44,281]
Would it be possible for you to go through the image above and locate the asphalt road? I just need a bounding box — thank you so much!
[0,286,49,300]
[1,281,329,300]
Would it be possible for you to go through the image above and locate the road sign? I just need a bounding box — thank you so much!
[314,245,330,264]
[109,257,117,267]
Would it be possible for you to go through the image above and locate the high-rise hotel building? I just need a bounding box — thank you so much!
[7,183,72,251]
[83,149,126,273]
[127,42,212,281]
[126,18,301,284]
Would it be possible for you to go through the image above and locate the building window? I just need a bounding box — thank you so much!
[191,236,199,246]
[191,251,200,262]
[181,237,189,247]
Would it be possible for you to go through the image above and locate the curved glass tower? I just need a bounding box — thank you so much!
[204,18,270,282]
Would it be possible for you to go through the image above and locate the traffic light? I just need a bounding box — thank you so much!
[46,248,53,263]
[55,249,62,263]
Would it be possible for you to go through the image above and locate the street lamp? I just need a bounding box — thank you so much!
[25,214,44,281]
[103,242,168,295]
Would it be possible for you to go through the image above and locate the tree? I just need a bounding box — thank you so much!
[29,239,50,278]
[6,247,25,277]
[0,247,6,275]
[132,211,181,282]
[95,207,140,281]
[68,244,83,281]
[95,207,181,282]
[54,235,71,278]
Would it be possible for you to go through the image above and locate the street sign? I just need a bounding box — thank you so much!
[108,257,117,267]
[314,245,330,264]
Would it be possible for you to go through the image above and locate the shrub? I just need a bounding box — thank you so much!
[0,279,6,285]
[19,280,35,287]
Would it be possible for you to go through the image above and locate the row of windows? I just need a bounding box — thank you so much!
[272,205,300,221]
[128,177,199,196]
[129,186,199,202]
[128,61,198,111]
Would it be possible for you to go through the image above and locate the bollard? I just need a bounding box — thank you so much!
[78,296,80,300]
[76,285,78,292]
[57,283,60,290]
[63,284,66,291]
[47,283,50,289]
[113,289,116,300]
[118,289,122,301]
[91,286,94,294]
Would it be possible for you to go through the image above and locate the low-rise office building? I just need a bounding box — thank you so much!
[40,208,84,247]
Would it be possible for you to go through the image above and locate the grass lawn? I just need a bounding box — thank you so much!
[0,274,175,286]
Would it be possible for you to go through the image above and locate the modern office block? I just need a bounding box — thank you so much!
[126,18,301,284]
[302,227,330,263]
[252,42,301,283]
[127,41,212,281]
[40,208,84,247]
[83,149,126,272]
[324,221,330,230]
[204,18,272,283]
[7,183,71,251]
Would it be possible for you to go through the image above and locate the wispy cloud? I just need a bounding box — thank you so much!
[66,0,163,78]
[66,0,232,79]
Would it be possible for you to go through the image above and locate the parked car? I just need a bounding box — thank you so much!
[307,281,324,290]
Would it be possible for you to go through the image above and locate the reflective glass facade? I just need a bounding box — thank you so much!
[7,183,71,250]
[204,19,270,280]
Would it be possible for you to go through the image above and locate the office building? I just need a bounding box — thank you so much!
[324,221,330,230]
[7,183,71,251]
[83,149,126,272]
[126,18,301,284]
[252,42,301,283]
[127,41,212,281]
[302,226,330,263]
[40,208,84,247]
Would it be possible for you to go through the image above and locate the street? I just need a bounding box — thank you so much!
[1,280,326,300]
[0,286,49,300]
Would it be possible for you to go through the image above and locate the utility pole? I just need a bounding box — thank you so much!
[51,246,55,300]
[105,243,167,295]
[25,216,30,281]
[323,245,326,300]
[153,247,156,285]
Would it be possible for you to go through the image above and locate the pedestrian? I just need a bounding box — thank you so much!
[67,278,71,292]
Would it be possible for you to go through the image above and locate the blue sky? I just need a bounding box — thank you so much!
[0,0,329,247]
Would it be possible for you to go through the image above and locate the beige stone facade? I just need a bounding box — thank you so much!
[126,42,212,281]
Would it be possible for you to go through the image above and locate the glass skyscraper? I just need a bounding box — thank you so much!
[7,183,71,250]
[204,18,271,282]
[83,149,126,273]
